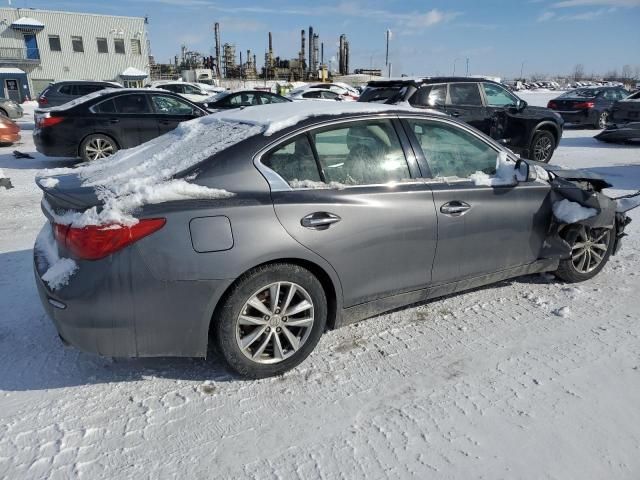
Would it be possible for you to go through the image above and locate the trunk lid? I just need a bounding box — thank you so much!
[37,173,100,214]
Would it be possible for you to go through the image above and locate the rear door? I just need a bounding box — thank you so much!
[150,94,199,135]
[96,93,157,147]
[445,83,488,133]
[261,117,438,307]
[402,117,551,284]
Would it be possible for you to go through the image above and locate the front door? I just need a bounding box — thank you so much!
[262,118,438,307]
[445,83,488,133]
[402,117,551,284]
[4,79,20,102]
[150,94,198,135]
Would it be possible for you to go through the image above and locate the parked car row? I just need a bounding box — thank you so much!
[595,90,640,143]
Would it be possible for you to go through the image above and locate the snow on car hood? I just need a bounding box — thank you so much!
[38,116,263,226]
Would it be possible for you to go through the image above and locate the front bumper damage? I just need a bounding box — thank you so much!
[595,122,640,143]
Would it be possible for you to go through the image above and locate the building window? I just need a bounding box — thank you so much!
[114,38,125,54]
[130,38,141,55]
[71,36,84,53]
[48,35,61,52]
[96,37,108,54]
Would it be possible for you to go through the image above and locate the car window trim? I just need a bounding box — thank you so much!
[254,114,423,191]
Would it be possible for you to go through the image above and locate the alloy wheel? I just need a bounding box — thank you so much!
[85,137,115,160]
[235,282,315,364]
[598,112,608,129]
[571,226,610,274]
[533,135,553,162]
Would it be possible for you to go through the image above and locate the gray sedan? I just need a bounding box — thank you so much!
[34,102,632,378]
[0,97,23,119]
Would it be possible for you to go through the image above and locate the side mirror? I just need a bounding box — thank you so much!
[515,158,534,182]
[516,99,528,111]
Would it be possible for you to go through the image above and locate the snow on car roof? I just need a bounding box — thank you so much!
[215,101,439,136]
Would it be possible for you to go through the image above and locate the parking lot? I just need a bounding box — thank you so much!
[1,92,640,478]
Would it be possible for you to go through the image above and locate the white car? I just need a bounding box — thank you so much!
[148,81,211,103]
[287,88,352,102]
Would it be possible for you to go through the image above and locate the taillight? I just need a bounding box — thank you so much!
[37,116,65,128]
[547,101,557,109]
[574,101,594,109]
[53,218,166,260]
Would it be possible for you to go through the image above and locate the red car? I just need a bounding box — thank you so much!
[0,115,20,145]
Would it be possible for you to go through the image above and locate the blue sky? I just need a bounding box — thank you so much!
[15,0,640,78]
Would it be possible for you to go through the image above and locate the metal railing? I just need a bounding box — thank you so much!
[0,47,40,62]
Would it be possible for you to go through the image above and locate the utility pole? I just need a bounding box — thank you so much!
[385,29,391,77]
[453,57,459,76]
[465,57,469,77]
[520,61,525,80]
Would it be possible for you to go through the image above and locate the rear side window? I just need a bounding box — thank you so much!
[359,86,405,103]
[76,84,104,96]
[93,98,116,113]
[410,84,446,107]
[449,83,483,106]
[228,93,259,106]
[263,135,321,184]
[311,119,410,185]
[407,119,497,178]
[58,85,74,95]
[113,94,151,114]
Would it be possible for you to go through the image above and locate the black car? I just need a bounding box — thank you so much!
[199,89,291,111]
[595,90,640,143]
[34,89,208,162]
[359,77,564,163]
[547,86,629,129]
[37,81,122,108]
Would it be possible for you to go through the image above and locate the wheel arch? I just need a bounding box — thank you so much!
[207,257,342,343]
[530,121,560,147]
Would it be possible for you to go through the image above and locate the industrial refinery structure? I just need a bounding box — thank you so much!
[163,21,352,82]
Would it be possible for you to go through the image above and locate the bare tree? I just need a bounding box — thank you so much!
[604,69,618,80]
[572,64,584,81]
[530,72,548,81]
[621,64,633,81]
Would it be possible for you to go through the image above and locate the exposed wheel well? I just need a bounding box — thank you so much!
[77,132,120,157]
[209,258,339,339]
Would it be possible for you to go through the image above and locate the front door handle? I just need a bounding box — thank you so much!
[440,201,471,216]
[301,212,341,230]
[109,118,120,124]
[450,111,461,117]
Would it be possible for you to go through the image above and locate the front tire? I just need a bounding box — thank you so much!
[530,130,556,163]
[80,134,118,162]
[214,263,327,378]
[555,224,615,282]
[595,111,608,129]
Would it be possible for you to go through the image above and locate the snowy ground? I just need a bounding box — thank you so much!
[1,94,640,479]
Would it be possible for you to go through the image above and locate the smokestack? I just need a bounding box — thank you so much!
[308,26,313,76]
[214,22,221,77]
[321,42,324,65]
[268,31,273,53]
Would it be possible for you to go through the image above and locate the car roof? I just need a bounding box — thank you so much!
[367,76,501,87]
[214,101,444,136]
[51,80,121,87]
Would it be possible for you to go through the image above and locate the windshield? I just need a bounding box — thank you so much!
[560,88,600,98]
[358,85,407,104]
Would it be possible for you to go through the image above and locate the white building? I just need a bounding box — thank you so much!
[0,7,150,100]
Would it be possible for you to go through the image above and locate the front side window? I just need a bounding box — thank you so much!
[321,91,339,100]
[114,38,125,54]
[407,119,497,178]
[228,92,259,106]
[182,84,203,95]
[302,91,321,99]
[263,135,321,185]
[448,83,482,106]
[48,35,61,52]
[262,94,287,104]
[151,95,194,115]
[130,39,141,55]
[96,37,108,54]
[312,119,410,185]
[112,94,151,114]
[71,36,84,53]
[482,83,518,107]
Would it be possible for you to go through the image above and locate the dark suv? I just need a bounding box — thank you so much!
[38,81,122,108]
[359,77,564,162]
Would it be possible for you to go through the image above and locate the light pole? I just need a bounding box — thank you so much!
[520,61,525,80]
[465,57,469,77]
[453,57,460,76]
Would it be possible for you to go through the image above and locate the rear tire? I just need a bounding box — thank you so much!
[595,111,608,130]
[79,134,118,162]
[530,130,556,163]
[213,263,327,378]
[554,224,615,283]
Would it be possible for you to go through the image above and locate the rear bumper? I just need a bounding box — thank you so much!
[555,109,597,125]
[34,232,234,358]
[33,128,78,158]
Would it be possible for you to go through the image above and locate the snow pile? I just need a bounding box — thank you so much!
[553,306,571,318]
[289,179,347,190]
[469,152,526,186]
[217,101,419,136]
[34,225,78,290]
[40,117,261,226]
[38,177,59,188]
[553,199,598,223]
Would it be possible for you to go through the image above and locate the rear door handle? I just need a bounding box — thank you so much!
[440,201,471,216]
[301,212,341,230]
[109,118,120,124]
[450,111,461,117]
